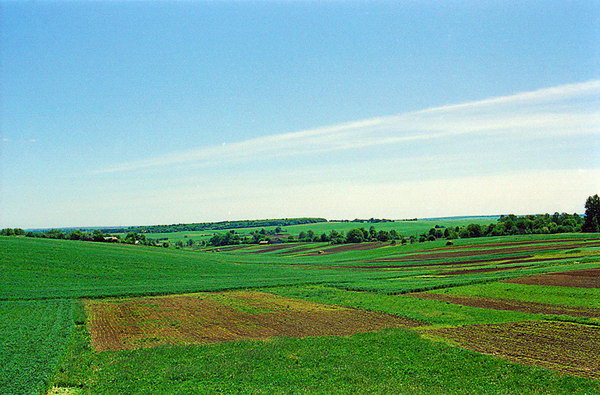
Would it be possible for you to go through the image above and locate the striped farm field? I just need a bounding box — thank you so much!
[2,232,600,393]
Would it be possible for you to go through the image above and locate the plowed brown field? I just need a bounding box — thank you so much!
[86,291,422,351]
[505,268,600,288]
[410,293,600,317]
[426,321,600,379]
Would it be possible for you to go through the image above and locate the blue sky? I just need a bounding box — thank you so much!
[1,1,599,228]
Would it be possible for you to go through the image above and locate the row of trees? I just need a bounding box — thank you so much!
[203,211,590,247]
[415,212,585,242]
[4,196,599,248]
[99,217,327,234]
[0,228,170,247]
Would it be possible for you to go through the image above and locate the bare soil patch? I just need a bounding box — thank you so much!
[86,291,422,351]
[505,268,600,288]
[246,244,300,253]
[207,245,250,252]
[276,244,324,255]
[410,293,600,317]
[426,321,600,379]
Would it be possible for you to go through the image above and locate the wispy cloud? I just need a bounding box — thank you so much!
[94,80,600,174]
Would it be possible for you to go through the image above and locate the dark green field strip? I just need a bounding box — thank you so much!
[0,299,75,395]
[50,327,598,394]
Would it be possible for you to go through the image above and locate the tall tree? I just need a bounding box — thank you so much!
[582,194,600,232]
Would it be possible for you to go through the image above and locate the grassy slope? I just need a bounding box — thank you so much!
[0,237,397,300]
[3,235,598,300]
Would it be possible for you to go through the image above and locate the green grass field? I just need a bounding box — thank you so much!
[1,233,599,394]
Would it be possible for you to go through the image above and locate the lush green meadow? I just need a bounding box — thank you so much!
[1,232,599,394]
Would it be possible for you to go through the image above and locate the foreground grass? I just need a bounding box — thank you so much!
[0,300,74,395]
[52,325,598,394]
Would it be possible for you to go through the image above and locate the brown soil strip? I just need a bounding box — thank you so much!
[426,321,600,379]
[276,244,326,255]
[246,244,300,253]
[207,245,250,252]
[410,293,600,317]
[505,268,600,288]
[86,291,423,351]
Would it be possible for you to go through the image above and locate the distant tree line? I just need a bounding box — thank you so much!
[331,218,394,223]
[96,217,327,234]
[0,228,170,247]
[203,211,589,247]
[4,196,599,248]
[415,212,585,243]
